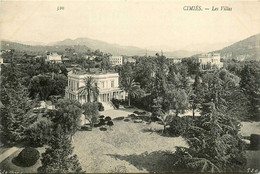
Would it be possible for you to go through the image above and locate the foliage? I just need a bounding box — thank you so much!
[97,102,104,111]
[120,67,145,106]
[78,76,99,102]
[14,147,40,167]
[111,98,120,109]
[25,118,53,147]
[240,62,260,121]
[39,125,82,173]
[82,102,99,127]
[0,63,37,145]
[174,106,247,173]
[168,116,195,137]
[133,57,156,92]
[164,88,189,117]
[29,73,67,100]
[200,68,249,120]
[49,99,82,137]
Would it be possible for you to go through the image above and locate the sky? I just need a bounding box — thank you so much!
[1,1,260,51]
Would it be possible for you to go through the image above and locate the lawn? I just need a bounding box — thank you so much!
[0,147,45,173]
[73,119,188,173]
[240,122,260,137]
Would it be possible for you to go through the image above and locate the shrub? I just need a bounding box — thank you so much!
[250,134,260,150]
[167,116,194,137]
[124,118,130,122]
[129,114,137,120]
[105,116,112,122]
[13,147,40,167]
[100,127,107,131]
[99,118,105,126]
[132,94,154,111]
[133,111,140,115]
[99,115,105,119]
[137,115,150,122]
[97,102,104,111]
[113,116,124,121]
[25,118,53,147]
[111,98,120,109]
[107,120,114,126]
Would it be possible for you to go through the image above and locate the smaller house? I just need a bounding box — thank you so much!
[124,57,136,64]
[46,53,62,63]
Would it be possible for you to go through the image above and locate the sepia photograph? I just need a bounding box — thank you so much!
[0,0,260,173]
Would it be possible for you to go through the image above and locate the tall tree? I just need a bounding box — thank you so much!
[78,76,99,103]
[82,102,99,127]
[49,99,82,138]
[240,62,260,120]
[39,125,82,173]
[174,102,246,173]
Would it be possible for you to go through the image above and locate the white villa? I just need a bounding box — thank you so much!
[198,53,223,69]
[46,53,62,63]
[124,57,136,64]
[109,56,123,65]
[65,70,125,105]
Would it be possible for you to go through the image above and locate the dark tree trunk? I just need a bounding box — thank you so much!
[192,104,195,119]
[128,94,131,106]
[87,90,91,102]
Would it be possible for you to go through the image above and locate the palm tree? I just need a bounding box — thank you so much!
[122,77,144,106]
[78,76,99,103]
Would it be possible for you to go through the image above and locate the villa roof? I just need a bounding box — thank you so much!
[71,68,117,75]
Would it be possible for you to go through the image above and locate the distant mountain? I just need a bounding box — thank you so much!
[50,37,201,58]
[0,40,91,53]
[215,33,260,61]
[182,42,234,53]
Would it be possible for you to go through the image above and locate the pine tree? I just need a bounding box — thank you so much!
[174,102,247,172]
[39,125,83,173]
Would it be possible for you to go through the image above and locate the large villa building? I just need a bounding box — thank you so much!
[65,70,125,105]
[109,56,123,65]
[198,53,223,69]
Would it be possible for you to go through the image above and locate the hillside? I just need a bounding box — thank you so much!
[0,40,91,54]
[215,33,260,61]
[50,37,200,57]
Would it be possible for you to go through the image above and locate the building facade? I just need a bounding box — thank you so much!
[46,53,62,63]
[124,57,136,64]
[198,53,223,69]
[65,70,125,104]
[109,56,123,65]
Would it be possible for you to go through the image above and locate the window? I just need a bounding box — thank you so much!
[111,80,114,88]
[101,81,105,89]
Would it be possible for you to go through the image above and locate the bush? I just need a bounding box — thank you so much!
[113,116,124,121]
[99,115,105,119]
[133,111,140,115]
[100,127,107,131]
[13,147,40,167]
[97,102,104,111]
[250,134,260,150]
[136,115,150,122]
[124,118,130,122]
[167,116,195,137]
[131,94,154,111]
[107,120,114,126]
[111,98,120,109]
[25,118,53,147]
[129,114,137,120]
[99,118,105,126]
[105,116,112,122]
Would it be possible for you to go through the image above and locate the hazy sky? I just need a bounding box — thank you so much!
[1,1,260,50]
